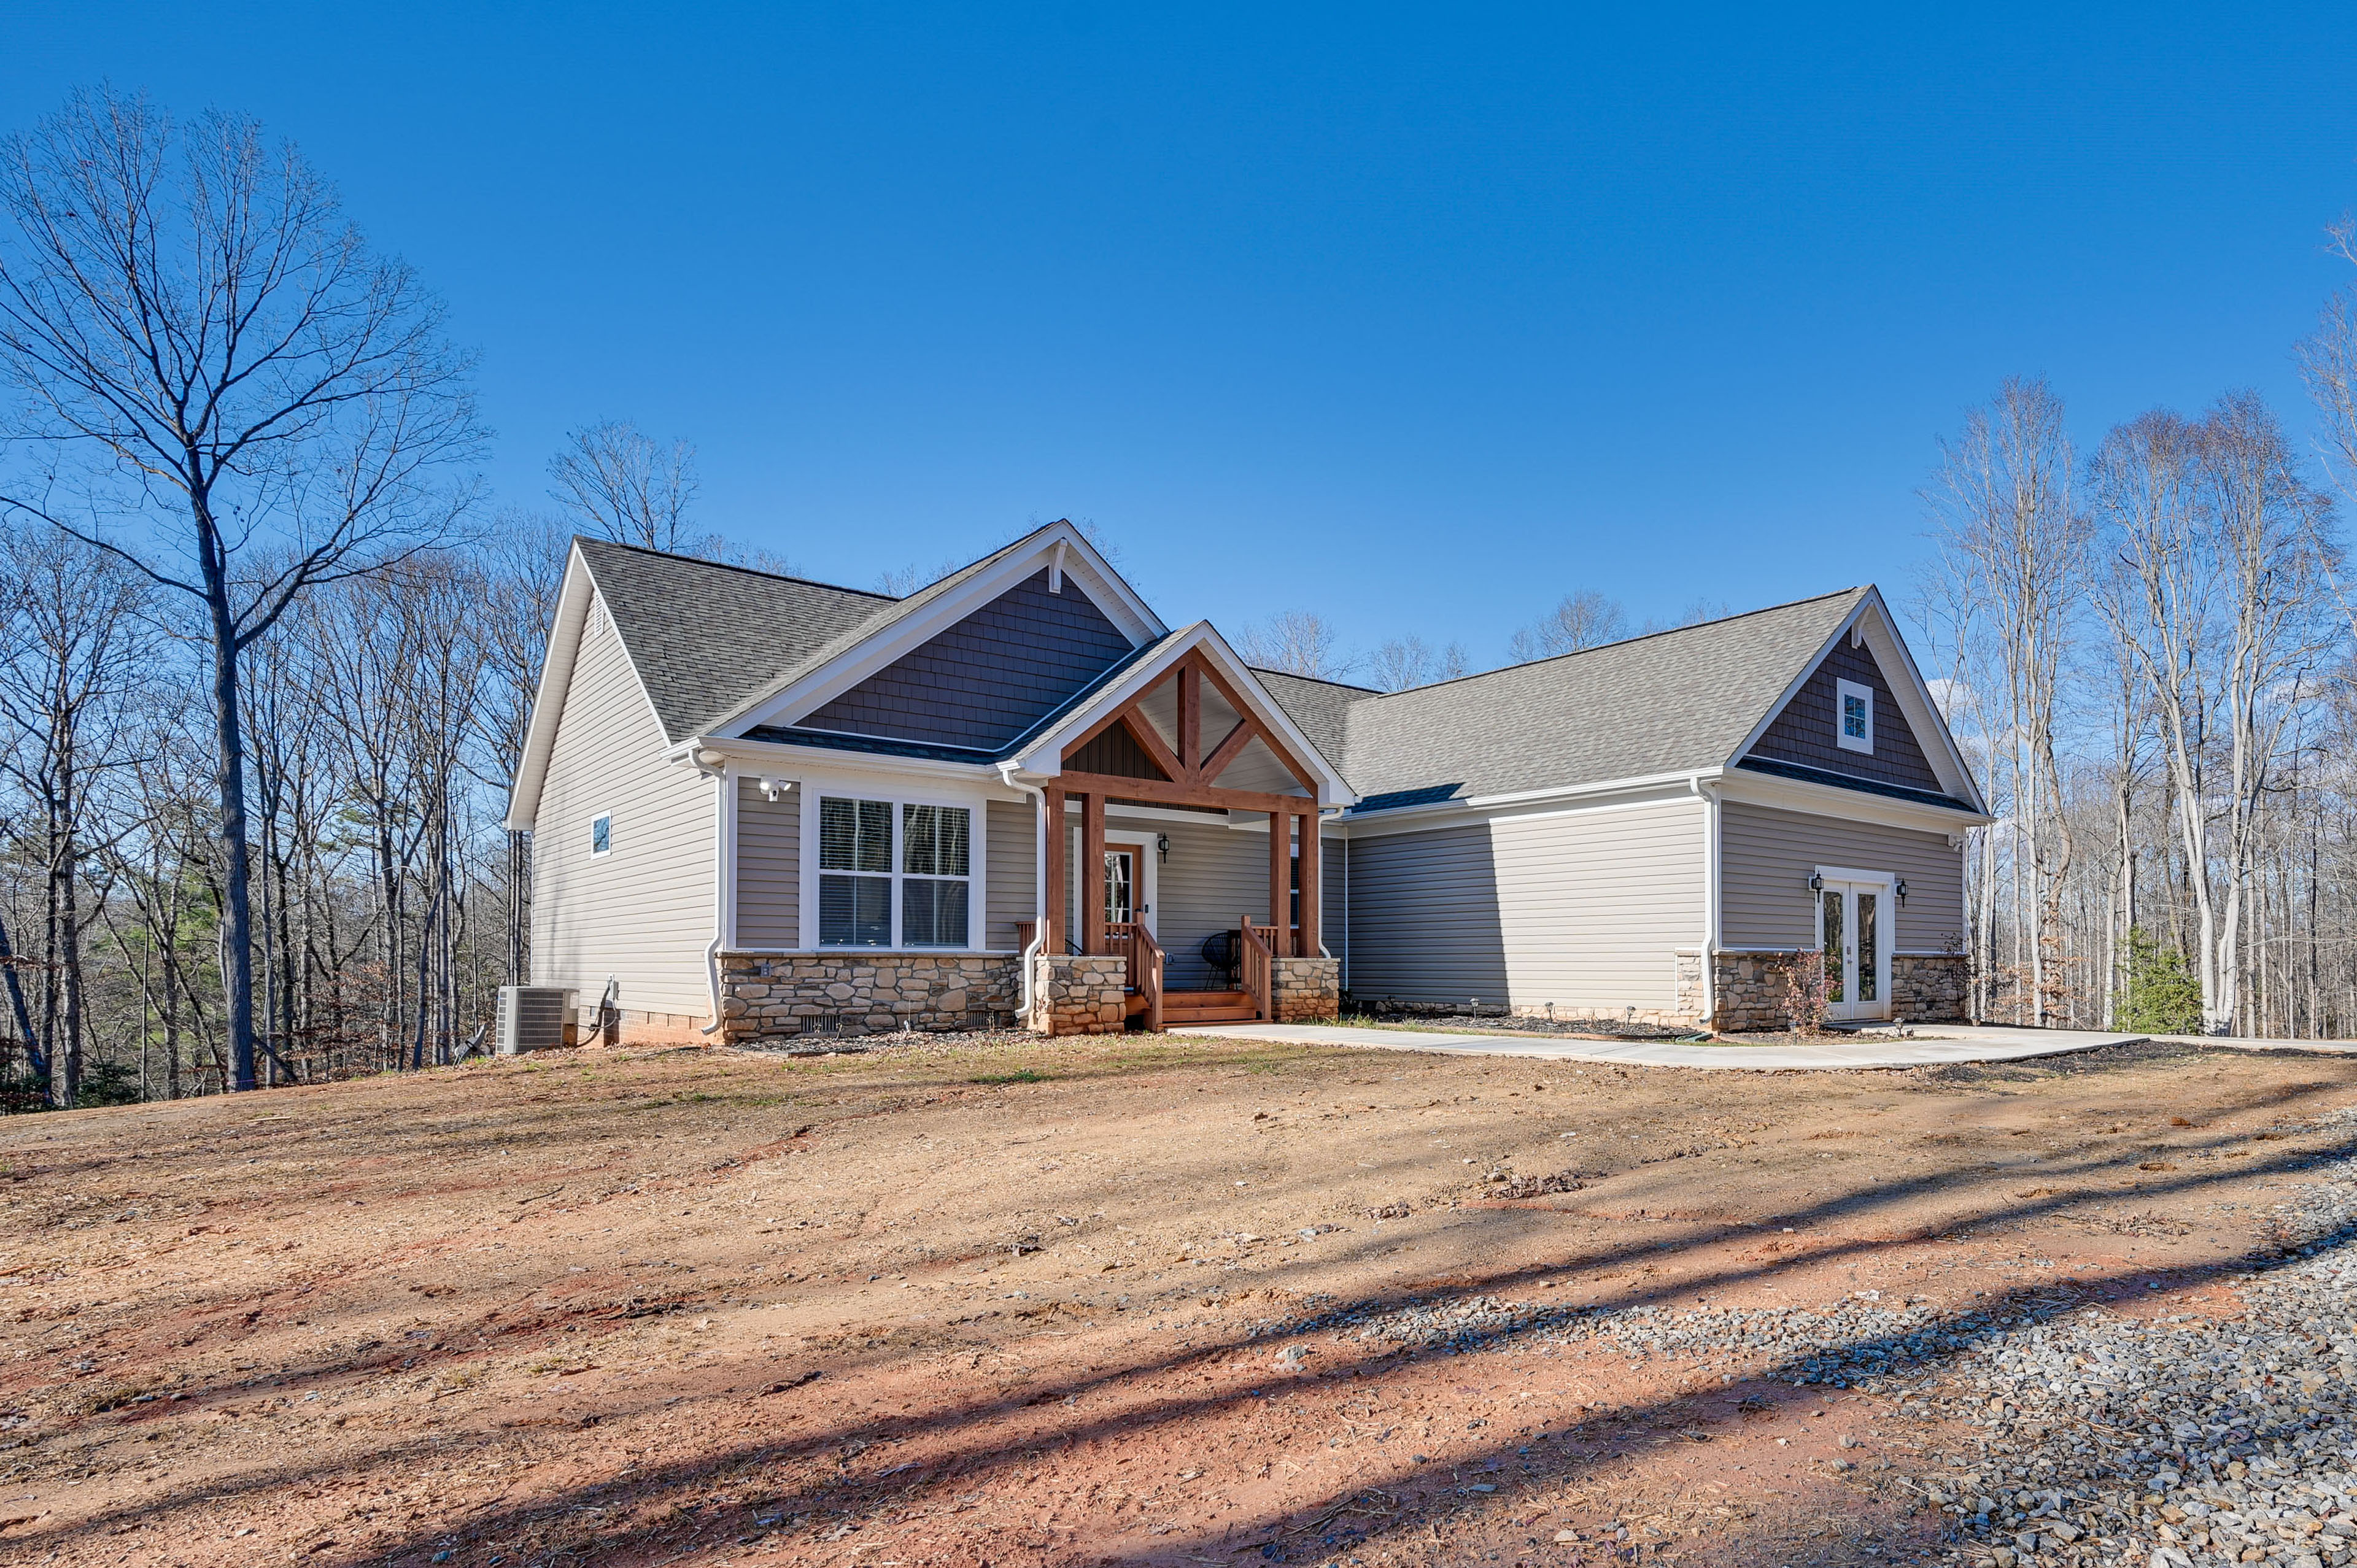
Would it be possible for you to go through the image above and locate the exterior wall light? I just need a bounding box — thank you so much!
[1894,878,1908,904]
[1156,833,1171,863]
[1807,871,1824,894]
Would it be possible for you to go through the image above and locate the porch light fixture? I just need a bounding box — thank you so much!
[1895,878,1908,905]
[760,778,794,803]
[1807,871,1824,894]
[1156,833,1171,863]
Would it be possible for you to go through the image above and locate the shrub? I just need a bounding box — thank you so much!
[2113,927,2203,1035]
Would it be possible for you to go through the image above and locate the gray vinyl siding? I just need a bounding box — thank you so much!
[1342,801,1705,1011]
[1748,640,1943,794]
[530,592,716,1016]
[1155,817,1276,989]
[798,570,1133,749]
[1719,800,1965,952]
[985,798,1035,951]
[735,779,800,947]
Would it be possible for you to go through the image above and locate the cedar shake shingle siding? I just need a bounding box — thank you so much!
[1745,639,1943,795]
[798,571,1134,750]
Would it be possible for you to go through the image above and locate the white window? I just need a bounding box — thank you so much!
[816,795,972,948]
[590,813,612,856]
[1835,678,1873,754]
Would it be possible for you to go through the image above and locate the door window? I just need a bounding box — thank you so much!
[1856,892,1879,1002]
[1104,850,1135,925]
[1820,889,1845,1003]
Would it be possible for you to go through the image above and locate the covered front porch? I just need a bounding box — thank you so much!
[1007,636,1349,1035]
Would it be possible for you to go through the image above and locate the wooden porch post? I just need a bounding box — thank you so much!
[1040,786,1065,956]
[1299,808,1321,957]
[1081,790,1107,956]
[1269,808,1291,956]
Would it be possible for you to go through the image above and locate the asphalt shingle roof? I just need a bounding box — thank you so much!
[574,538,897,741]
[1256,589,1875,810]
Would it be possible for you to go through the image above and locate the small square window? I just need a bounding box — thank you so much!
[590,813,612,855]
[1835,679,1873,754]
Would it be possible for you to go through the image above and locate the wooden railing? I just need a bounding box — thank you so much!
[1015,920,1036,954]
[1107,921,1164,1031]
[1239,918,1277,1022]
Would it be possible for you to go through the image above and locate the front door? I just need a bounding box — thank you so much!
[1102,840,1156,938]
[1816,876,1891,1022]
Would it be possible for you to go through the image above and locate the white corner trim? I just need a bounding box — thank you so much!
[711,520,1166,739]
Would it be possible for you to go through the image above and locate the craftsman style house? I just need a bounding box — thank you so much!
[505,522,1987,1040]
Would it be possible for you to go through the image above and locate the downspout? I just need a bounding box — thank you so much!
[1690,773,1719,1028]
[999,764,1047,1026]
[699,755,735,1037]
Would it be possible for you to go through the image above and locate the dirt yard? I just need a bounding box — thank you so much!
[2,1030,2351,1568]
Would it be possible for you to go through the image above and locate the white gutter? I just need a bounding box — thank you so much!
[1690,772,1719,1027]
[689,749,735,1037]
[999,762,1048,1027]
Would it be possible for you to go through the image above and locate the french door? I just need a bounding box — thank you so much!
[1816,873,1892,1022]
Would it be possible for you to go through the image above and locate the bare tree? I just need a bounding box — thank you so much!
[1364,634,1473,692]
[0,89,482,1091]
[1925,378,2086,1024]
[547,420,700,552]
[1239,609,1355,680]
[1509,590,1628,660]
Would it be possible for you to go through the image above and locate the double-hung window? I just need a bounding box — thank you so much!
[816,795,972,948]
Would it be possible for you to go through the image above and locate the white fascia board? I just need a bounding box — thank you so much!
[1716,765,1992,833]
[1330,768,1716,840]
[1004,622,1357,808]
[1851,589,1991,814]
[668,733,1024,797]
[505,544,617,832]
[709,520,1167,740]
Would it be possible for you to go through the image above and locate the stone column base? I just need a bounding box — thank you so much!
[1273,957,1341,1022]
[1028,954,1128,1035]
[1892,954,1968,1022]
[1709,950,1800,1033]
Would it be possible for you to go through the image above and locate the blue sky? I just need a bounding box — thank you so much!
[10,3,2357,666]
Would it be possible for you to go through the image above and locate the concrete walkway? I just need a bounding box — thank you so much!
[1167,1019,2149,1070]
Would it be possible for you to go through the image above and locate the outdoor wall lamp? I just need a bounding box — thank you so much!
[1807,871,1824,894]
[1156,833,1171,863]
[1895,878,1908,904]
[760,778,794,803]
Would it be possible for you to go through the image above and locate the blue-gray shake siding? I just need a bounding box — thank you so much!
[1748,638,1943,795]
[798,570,1134,750]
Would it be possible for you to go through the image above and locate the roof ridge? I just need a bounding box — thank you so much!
[1248,665,1384,695]
[1352,585,1870,700]
[574,535,900,601]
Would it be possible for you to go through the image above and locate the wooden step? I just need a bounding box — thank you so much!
[1159,990,1259,1025]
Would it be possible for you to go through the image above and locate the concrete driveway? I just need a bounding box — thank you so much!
[1167,1019,2150,1069]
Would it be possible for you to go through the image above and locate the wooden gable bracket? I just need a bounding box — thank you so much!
[1060,650,1321,799]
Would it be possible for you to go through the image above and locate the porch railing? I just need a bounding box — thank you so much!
[1239,918,1277,1022]
[1107,921,1164,1032]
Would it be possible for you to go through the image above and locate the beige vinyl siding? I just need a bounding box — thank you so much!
[1343,800,1705,1011]
[1720,799,1965,952]
[735,779,800,946]
[530,593,716,1015]
[985,798,1035,951]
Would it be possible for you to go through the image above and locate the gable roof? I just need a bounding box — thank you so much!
[574,538,897,742]
[1253,587,1984,816]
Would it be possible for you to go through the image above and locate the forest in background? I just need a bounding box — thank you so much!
[4,88,2357,1111]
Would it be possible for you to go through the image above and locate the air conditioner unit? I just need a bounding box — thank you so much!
[498,986,575,1056]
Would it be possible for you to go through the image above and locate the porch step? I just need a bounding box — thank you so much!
[1159,990,1259,1025]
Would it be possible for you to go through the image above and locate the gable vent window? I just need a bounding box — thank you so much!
[1836,678,1874,755]
[816,796,971,948]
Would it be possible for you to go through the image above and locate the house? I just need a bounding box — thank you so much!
[504,520,1988,1041]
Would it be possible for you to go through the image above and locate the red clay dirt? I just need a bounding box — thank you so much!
[0,1030,2347,1567]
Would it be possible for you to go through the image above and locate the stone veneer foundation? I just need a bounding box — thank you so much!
[1706,949,1969,1032]
[716,953,1020,1042]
